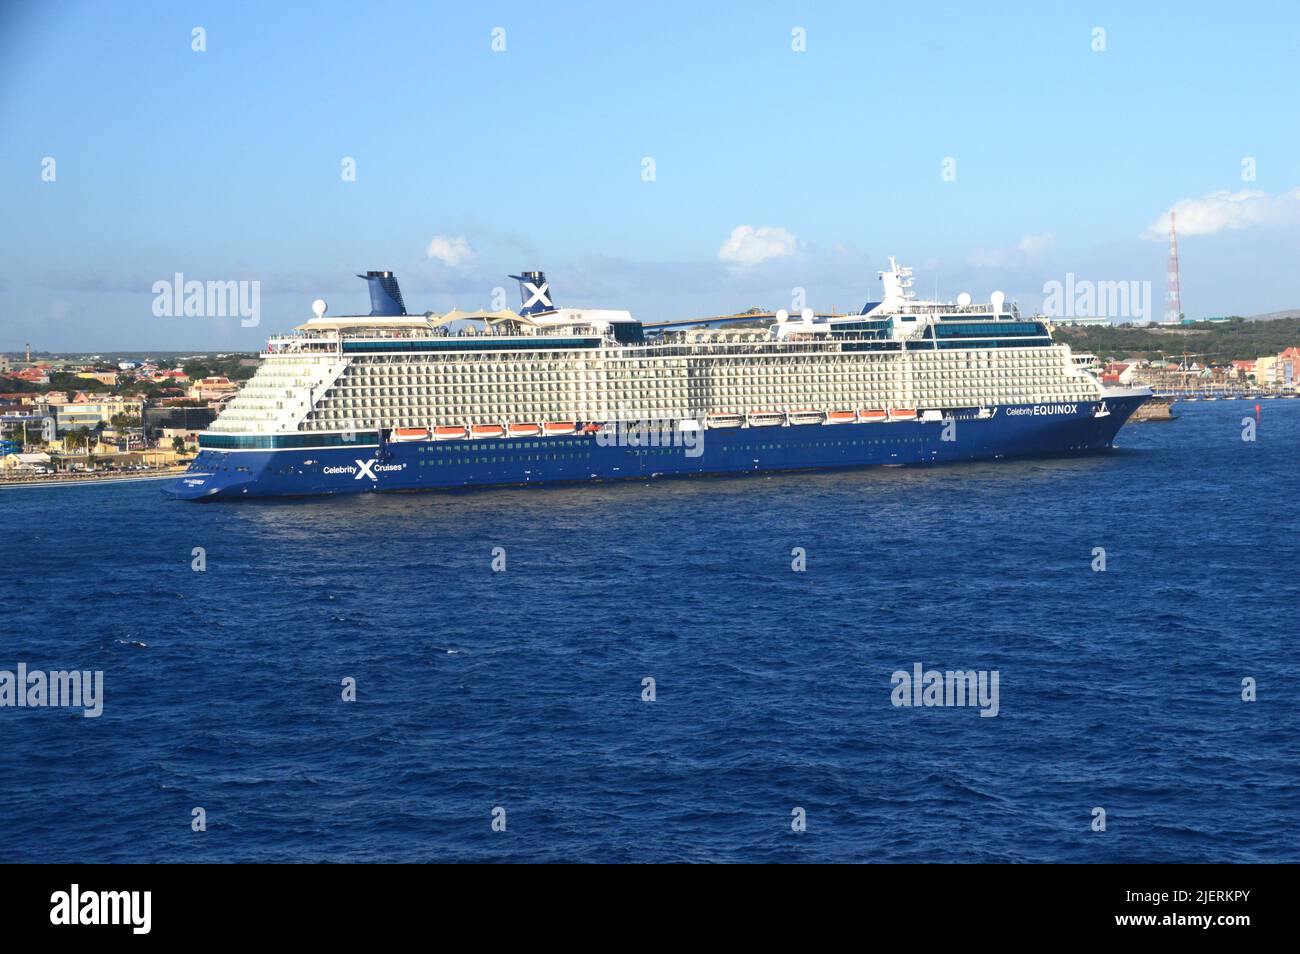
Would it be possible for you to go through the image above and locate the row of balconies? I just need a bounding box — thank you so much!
[317,379,1084,405]
[336,365,1057,384]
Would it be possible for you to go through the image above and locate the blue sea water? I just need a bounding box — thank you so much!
[1,401,1296,863]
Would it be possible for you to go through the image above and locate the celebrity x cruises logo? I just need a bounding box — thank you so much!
[322,459,406,480]
[520,280,551,309]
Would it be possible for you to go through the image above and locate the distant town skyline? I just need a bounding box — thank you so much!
[3,0,1299,350]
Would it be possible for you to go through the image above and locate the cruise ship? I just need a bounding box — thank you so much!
[163,261,1150,500]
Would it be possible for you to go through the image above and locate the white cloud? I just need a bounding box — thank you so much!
[425,235,474,267]
[1016,232,1056,256]
[1144,187,1300,239]
[718,225,797,266]
[967,231,1055,267]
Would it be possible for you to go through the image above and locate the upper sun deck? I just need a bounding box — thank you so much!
[266,304,645,352]
[883,301,1023,320]
[261,261,1046,359]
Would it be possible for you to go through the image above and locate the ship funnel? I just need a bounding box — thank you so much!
[357,270,407,317]
[508,270,555,316]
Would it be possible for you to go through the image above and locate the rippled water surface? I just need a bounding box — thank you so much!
[1,401,1296,862]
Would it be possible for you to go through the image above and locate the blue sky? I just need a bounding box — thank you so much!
[2,0,1298,350]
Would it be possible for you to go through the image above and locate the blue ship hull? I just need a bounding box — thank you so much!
[162,394,1148,500]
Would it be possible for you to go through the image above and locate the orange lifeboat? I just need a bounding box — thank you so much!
[827,410,856,424]
[544,421,577,436]
[581,422,603,434]
[889,408,918,421]
[508,423,542,437]
[432,425,467,440]
[470,424,505,438]
[392,427,428,441]
[859,409,887,423]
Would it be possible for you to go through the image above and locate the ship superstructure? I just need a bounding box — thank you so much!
[165,262,1150,499]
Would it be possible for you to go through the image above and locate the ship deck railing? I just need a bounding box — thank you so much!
[885,302,1022,318]
[262,334,1072,363]
[267,325,609,346]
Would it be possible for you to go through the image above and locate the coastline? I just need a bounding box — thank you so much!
[1129,396,1176,422]
[0,466,189,490]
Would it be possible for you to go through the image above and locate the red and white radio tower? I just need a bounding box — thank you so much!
[1164,210,1182,323]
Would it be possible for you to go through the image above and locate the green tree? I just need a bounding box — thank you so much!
[182,360,212,381]
[63,426,90,453]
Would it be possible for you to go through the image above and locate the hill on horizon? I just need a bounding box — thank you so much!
[1245,309,1300,322]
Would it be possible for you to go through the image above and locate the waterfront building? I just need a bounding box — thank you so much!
[41,395,144,433]
[186,376,240,401]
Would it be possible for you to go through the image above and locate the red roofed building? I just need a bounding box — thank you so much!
[1101,361,1137,385]
[187,376,240,401]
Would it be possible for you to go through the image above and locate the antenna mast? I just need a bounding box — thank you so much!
[1165,211,1182,323]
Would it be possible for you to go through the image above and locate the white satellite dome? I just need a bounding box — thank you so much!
[956,292,972,307]
[311,298,328,318]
